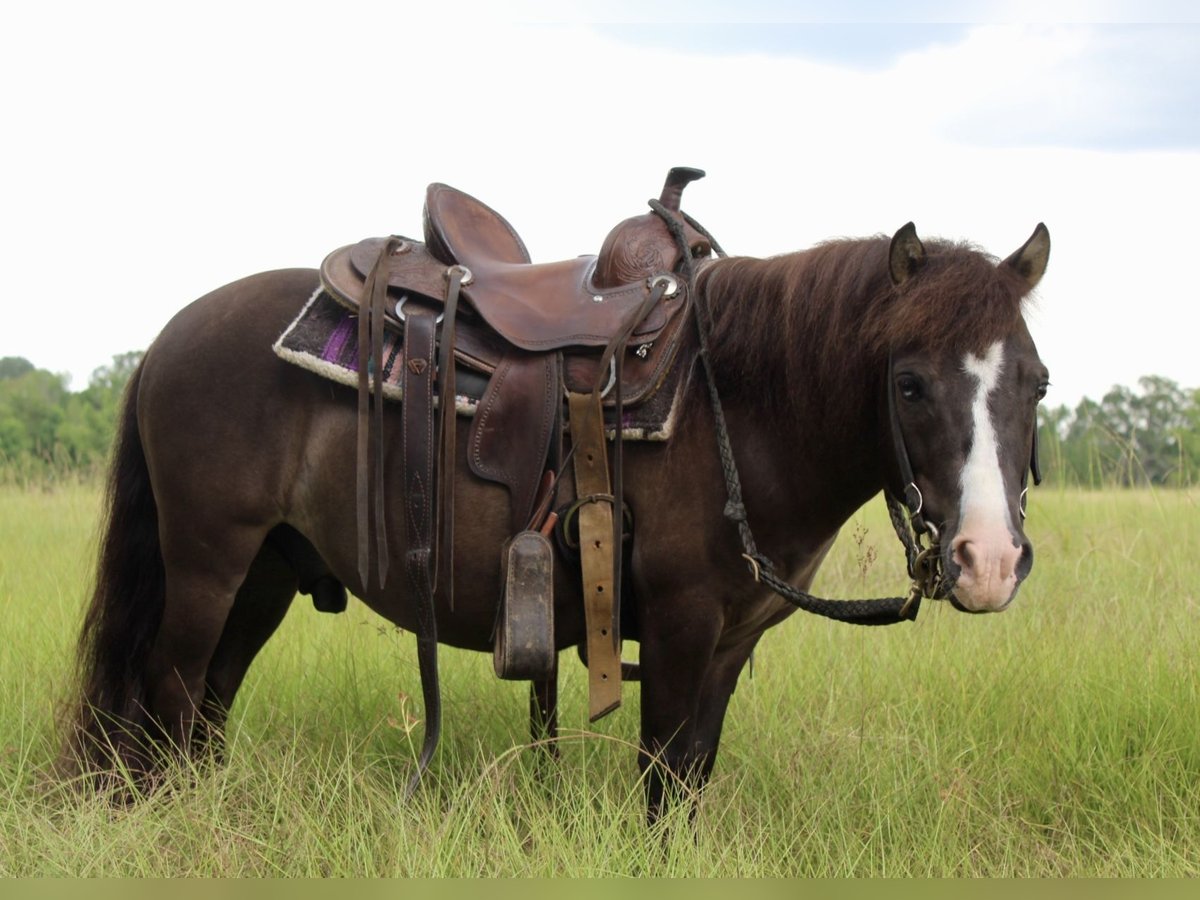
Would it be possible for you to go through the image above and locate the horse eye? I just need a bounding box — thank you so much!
[897,375,923,402]
[1035,381,1049,402]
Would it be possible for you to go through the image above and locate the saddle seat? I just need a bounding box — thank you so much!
[328,177,695,354]
[341,237,681,353]
[423,171,711,290]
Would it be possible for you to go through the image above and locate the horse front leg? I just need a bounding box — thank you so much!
[636,614,722,824]
[529,655,559,758]
[689,635,761,787]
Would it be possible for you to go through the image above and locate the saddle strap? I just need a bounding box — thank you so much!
[356,237,401,589]
[436,267,467,609]
[401,306,442,794]
[591,276,672,626]
[567,390,622,721]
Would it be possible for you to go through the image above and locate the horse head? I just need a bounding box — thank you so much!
[884,222,1050,613]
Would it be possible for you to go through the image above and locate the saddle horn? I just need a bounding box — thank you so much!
[658,166,706,212]
[593,167,710,289]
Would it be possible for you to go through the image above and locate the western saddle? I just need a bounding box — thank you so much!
[318,167,714,789]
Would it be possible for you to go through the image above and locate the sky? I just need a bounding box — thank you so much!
[2,1,1198,410]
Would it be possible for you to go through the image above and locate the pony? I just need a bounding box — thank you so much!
[65,213,1050,820]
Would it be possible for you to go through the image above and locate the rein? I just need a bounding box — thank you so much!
[653,203,940,626]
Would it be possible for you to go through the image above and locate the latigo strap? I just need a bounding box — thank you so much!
[567,390,622,721]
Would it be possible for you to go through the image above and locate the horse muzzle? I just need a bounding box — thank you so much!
[943,523,1033,613]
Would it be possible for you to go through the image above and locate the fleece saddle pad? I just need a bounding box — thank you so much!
[272,287,687,441]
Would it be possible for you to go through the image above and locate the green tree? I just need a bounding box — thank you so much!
[0,368,68,459]
[1037,402,1073,484]
[0,357,35,380]
[86,351,142,397]
[0,352,142,479]
[69,351,143,464]
[1052,377,1198,487]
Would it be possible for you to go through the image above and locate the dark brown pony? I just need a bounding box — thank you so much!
[65,220,1050,818]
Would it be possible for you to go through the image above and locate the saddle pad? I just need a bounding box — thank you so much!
[272,287,480,413]
[273,287,687,440]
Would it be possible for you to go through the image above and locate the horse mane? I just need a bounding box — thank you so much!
[697,236,1032,407]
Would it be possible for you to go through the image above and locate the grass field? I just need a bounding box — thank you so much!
[0,482,1197,876]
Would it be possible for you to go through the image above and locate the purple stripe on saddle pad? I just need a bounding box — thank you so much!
[315,308,408,388]
[320,316,355,366]
[272,289,410,400]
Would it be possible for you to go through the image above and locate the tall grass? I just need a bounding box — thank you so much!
[1,483,1197,875]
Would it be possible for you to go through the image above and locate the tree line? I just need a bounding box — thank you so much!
[1038,375,1200,487]
[1,354,1197,487]
[0,353,142,482]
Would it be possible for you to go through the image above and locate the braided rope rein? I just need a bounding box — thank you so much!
[652,200,933,626]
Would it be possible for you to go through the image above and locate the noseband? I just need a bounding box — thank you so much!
[884,350,1043,616]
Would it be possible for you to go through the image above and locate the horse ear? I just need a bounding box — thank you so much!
[1002,223,1050,290]
[889,222,926,286]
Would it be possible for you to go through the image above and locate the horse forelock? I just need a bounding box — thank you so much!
[877,241,1030,356]
[700,237,1031,406]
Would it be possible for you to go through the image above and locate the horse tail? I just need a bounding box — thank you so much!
[63,356,165,776]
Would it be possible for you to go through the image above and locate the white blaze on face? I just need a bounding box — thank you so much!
[952,340,1022,611]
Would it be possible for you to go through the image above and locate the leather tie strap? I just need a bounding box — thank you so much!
[885,350,930,537]
[356,236,403,590]
[400,305,442,794]
[435,267,467,609]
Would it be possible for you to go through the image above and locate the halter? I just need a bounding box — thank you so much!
[884,349,958,616]
[884,349,1044,616]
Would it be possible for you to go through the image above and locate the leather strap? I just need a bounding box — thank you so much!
[1029,411,1043,486]
[356,237,403,590]
[567,390,621,721]
[885,350,930,535]
[436,268,466,608]
[401,306,442,794]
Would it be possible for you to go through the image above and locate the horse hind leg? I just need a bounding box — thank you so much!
[141,522,272,771]
[195,530,305,759]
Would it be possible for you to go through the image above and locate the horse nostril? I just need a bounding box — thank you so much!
[953,537,975,571]
[1016,540,1034,579]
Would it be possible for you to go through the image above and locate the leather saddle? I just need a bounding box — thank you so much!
[318,167,712,727]
[320,167,710,529]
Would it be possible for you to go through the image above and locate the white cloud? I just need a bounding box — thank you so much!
[893,24,1200,150]
[0,12,1196,408]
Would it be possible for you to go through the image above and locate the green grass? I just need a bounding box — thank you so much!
[1,483,1198,875]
